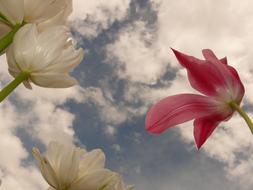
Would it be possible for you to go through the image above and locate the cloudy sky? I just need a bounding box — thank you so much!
[1,0,253,189]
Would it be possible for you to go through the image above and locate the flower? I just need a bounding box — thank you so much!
[32,141,114,190]
[146,48,245,149]
[0,0,72,53]
[0,0,72,27]
[6,24,83,88]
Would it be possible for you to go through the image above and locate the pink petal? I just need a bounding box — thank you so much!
[171,49,244,99]
[220,57,228,65]
[202,49,244,100]
[193,111,234,149]
[146,94,217,134]
[193,116,221,149]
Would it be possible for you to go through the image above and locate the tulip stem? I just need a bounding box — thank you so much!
[229,101,253,134]
[0,23,22,53]
[0,71,30,103]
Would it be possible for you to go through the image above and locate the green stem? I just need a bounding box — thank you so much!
[0,12,10,23]
[229,101,253,134]
[0,23,22,53]
[0,71,30,103]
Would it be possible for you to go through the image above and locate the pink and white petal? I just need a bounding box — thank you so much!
[202,49,244,100]
[146,94,217,134]
[172,49,227,96]
[31,73,77,88]
[193,116,221,149]
[172,48,244,98]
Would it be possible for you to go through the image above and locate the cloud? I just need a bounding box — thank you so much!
[70,0,131,38]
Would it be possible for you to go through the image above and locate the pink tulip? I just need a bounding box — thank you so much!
[146,48,247,149]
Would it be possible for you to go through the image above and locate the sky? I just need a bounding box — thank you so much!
[1,0,253,189]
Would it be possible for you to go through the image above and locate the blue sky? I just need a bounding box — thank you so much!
[67,0,253,189]
[1,0,253,189]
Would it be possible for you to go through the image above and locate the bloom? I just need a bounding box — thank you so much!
[6,24,83,88]
[146,48,245,149]
[0,0,72,27]
[0,0,72,53]
[32,141,114,190]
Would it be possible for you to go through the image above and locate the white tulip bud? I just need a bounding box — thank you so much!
[6,24,83,88]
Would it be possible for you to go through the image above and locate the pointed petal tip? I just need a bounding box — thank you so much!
[170,47,180,55]
[196,142,203,150]
[194,130,207,150]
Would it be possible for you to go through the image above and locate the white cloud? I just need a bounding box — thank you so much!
[106,21,168,83]
[70,0,130,38]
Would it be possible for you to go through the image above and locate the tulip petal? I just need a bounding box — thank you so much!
[171,48,243,98]
[79,149,105,176]
[13,24,39,71]
[202,49,244,102]
[57,145,81,188]
[193,116,221,149]
[32,148,59,189]
[31,73,77,88]
[0,0,24,24]
[70,169,113,190]
[220,57,228,65]
[146,94,217,134]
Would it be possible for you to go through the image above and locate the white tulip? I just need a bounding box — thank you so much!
[33,141,115,190]
[0,0,72,26]
[0,0,72,56]
[6,24,83,88]
[0,0,24,25]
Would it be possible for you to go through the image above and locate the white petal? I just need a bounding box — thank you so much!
[24,0,72,24]
[31,73,77,88]
[6,44,20,78]
[0,0,24,24]
[32,148,59,189]
[70,169,114,190]
[38,0,72,29]
[102,173,134,190]
[56,144,81,188]
[45,47,84,73]
[79,149,106,176]
[24,0,53,22]
[12,24,38,71]
[45,141,64,171]
[31,26,69,71]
